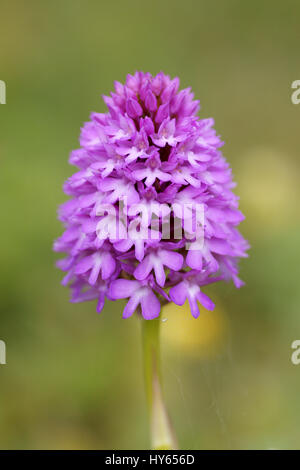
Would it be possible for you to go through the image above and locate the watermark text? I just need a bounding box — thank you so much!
[0,340,6,365]
[95,199,205,249]
[291,80,300,105]
[291,340,300,365]
[0,80,6,104]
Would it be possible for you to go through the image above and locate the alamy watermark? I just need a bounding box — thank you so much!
[0,340,6,365]
[0,80,6,104]
[291,340,300,365]
[291,80,300,105]
[95,199,205,249]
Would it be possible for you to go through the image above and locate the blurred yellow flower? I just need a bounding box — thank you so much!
[161,299,228,359]
[237,147,299,232]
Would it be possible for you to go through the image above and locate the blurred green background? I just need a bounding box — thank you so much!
[1,0,300,449]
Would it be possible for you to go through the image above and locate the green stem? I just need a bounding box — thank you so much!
[142,317,178,450]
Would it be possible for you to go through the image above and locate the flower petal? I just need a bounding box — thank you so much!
[134,255,153,281]
[169,281,187,306]
[109,279,140,299]
[197,291,215,311]
[123,293,141,318]
[140,289,160,320]
[160,250,183,271]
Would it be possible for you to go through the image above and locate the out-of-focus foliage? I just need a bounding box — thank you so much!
[0,0,299,449]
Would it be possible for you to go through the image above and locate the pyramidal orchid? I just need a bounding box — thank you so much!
[54,71,249,449]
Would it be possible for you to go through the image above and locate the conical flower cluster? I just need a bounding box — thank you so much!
[54,72,248,319]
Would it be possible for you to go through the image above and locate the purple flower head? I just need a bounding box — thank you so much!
[54,71,249,320]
